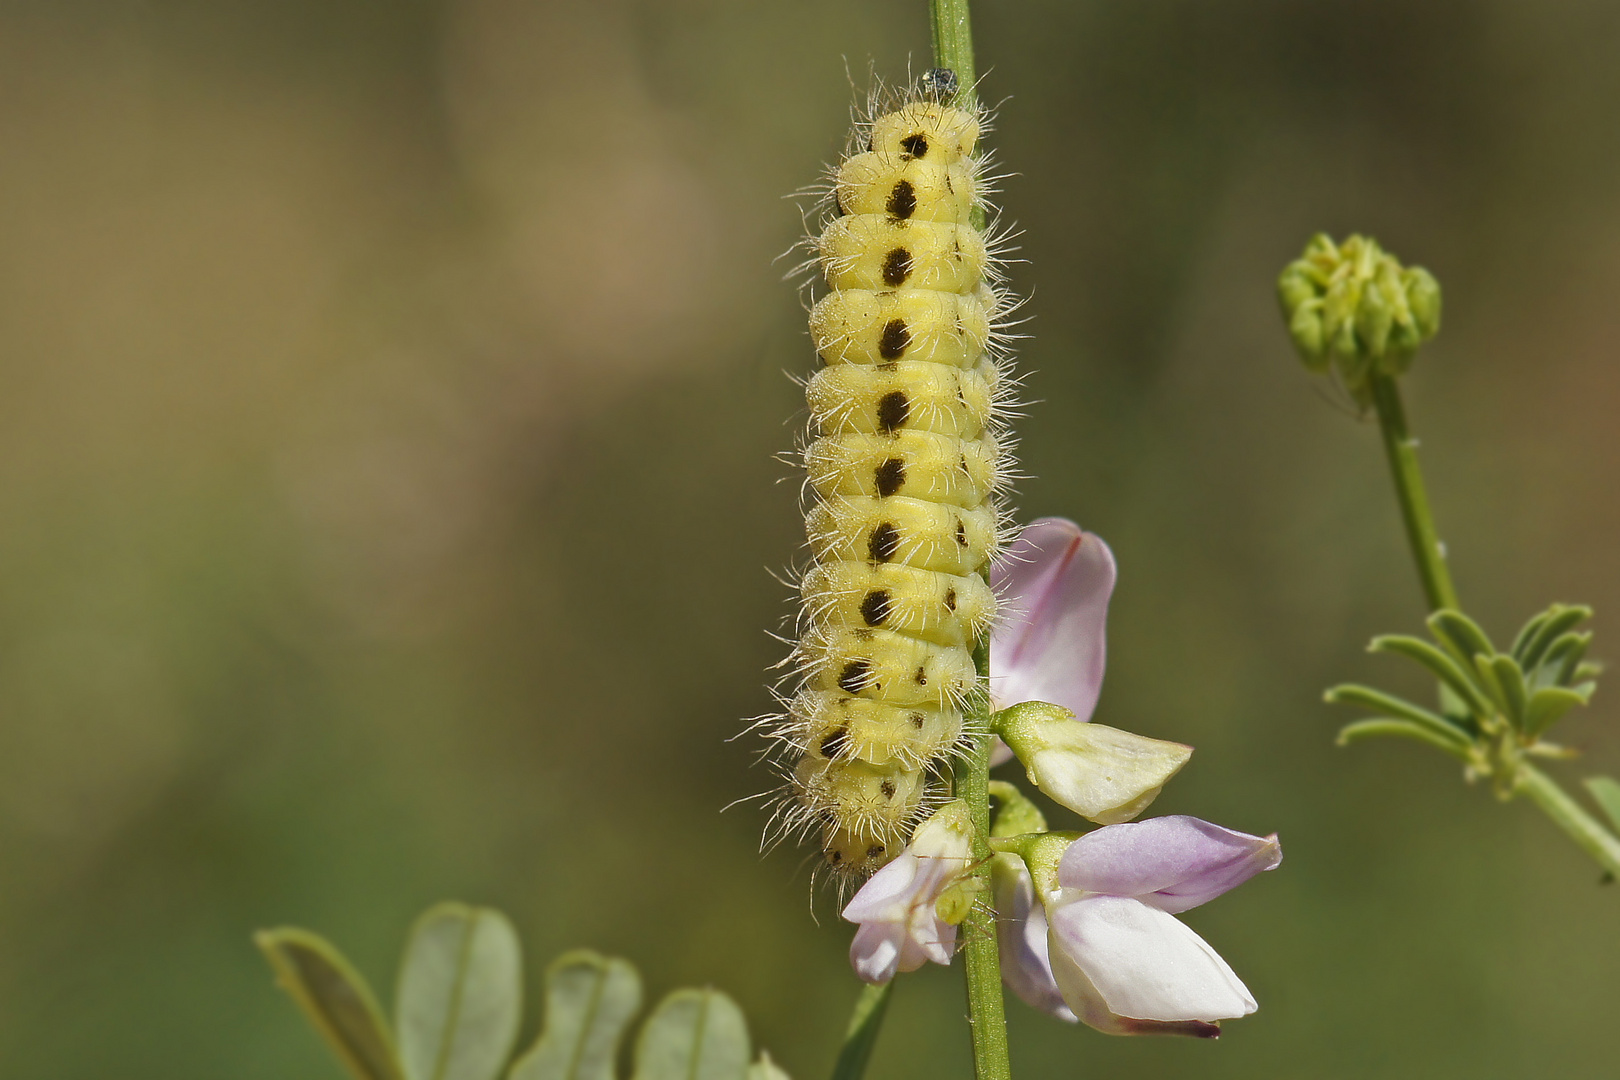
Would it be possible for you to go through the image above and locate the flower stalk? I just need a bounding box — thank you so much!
[1366,371,1459,614]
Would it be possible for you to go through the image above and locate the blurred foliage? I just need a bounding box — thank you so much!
[3,1,1620,1077]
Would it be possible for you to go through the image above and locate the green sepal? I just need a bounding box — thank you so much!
[1583,777,1620,835]
[255,927,406,1080]
[396,903,524,1080]
[630,989,751,1080]
[1369,634,1493,720]
[1324,684,1473,751]
[1428,609,1496,667]
[1336,719,1472,760]
[508,951,644,1080]
[1523,685,1593,741]
[1519,605,1593,673]
[987,779,1048,838]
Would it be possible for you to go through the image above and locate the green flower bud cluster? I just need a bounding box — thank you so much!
[1277,233,1441,395]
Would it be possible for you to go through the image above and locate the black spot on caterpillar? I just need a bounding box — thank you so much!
[874,458,906,497]
[868,521,899,562]
[876,389,910,431]
[877,320,911,361]
[765,81,1017,882]
[881,248,913,287]
[860,589,892,626]
[886,179,918,220]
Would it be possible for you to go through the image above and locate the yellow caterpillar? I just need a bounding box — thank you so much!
[773,82,1013,878]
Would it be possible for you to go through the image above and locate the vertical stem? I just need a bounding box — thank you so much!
[1515,762,1620,880]
[929,0,978,106]
[955,638,1011,1080]
[1367,371,1460,613]
[932,5,1010,1077]
[829,981,894,1080]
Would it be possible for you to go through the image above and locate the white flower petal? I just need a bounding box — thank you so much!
[1048,894,1256,1023]
[849,920,904,984]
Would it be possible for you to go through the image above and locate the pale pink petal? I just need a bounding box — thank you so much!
[841,852,922,923]
[990,519,1115,720]
[1058,816,1282,914]
[1048,895,1256,1023]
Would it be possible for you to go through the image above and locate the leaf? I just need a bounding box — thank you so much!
[1336,719,1472,760]
[396,903,524,1080]
[1470,653,1511,718]
[631,989,751,1080]
[1584,777,1620,834]
[508,951,643,1080]
[745,1053,791,1080]
[1323,684,1473,751]
[1509,608,1557,664]
[1541,631,1594,685]
[1519,605,1593,672]
[1524,685,1593,740]
[1369,635,1492,718]
[255,928,406,1080]
[1488,655,1529,727]
[1428,609,1496,666]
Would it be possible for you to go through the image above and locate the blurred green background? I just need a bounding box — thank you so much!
[3,1,1620,1076]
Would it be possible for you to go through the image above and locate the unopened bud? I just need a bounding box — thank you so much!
[1276,233,1442,397]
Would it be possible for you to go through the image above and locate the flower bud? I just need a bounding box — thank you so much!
[994,702,1192,824]
[1275,233,1441,396]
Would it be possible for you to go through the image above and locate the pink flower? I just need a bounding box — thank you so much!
[1042,816,1282,1036]
[841,804,974,983]
[991,518,1116,720]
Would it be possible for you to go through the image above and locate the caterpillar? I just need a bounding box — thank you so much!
[769,76,1015,880]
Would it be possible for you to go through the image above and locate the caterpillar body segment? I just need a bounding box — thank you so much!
[774,87,1015,880]
[805,361,996,438]
[800,561,993,648]
[806,497,996,576]
[809,287,993,367]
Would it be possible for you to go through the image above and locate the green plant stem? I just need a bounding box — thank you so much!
[954,637,1011,1080]
[926,3,1010,1076]
[829,981,893,1080]
[1367,371,1460,613]
[930,0,977,105]
[1515,762,1620,880]
[1367,371,1620,875]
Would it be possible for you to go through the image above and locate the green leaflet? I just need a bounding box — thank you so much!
[1368,634,1492,719]
[1324,684,1472,752]
[508,951,643,1080]
[1584,777,1620,834]
[255,928,405,1080]
[1337,719,1471,760]
[1428,609,1496,668]
[630,989,752,1080]
[396,903,524,1080]
[1518,605,1593,672]
[1524,685,1593,741]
